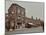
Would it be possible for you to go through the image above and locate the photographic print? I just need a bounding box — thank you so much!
[5,0,44,35]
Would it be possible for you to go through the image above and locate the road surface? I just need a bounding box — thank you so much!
[5,26,43,35]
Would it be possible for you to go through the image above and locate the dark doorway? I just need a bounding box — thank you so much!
[17,22,22,25]
[17,22,22,29]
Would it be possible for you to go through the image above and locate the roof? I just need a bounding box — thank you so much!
[8,3,25,10]
[14,3,25,8]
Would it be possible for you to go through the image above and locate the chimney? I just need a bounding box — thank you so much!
[31,16,33,19]
[36,17,37,20]
[39,18,40,21]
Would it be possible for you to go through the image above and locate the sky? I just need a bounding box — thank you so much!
[5,0,44,20]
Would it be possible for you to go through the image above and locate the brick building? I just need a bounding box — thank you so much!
[5,4,26,31]
[5,3,44,31]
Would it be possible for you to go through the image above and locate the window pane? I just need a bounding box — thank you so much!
[22,11,24,15]
[18,8,20,13]
[12,11,14,14]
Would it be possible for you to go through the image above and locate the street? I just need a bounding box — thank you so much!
[5,26,43,35]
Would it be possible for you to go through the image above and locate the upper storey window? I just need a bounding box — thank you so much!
[18,8,20,13]
[12,11,14,14]
[18,16,21,19]
[22,11,24,15]
[21,9,25,15]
